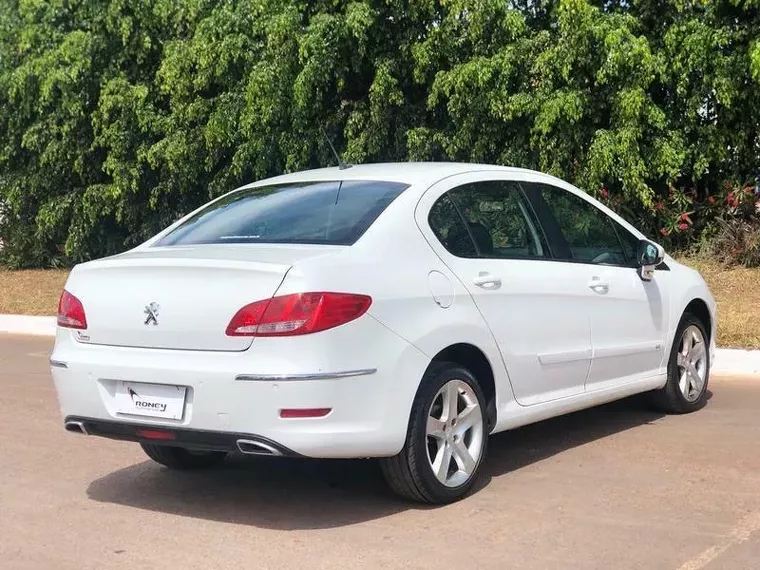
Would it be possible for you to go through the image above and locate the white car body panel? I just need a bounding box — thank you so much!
[50,162,716,459]
[64,243,346,351]
[662,260,717,363]
[415,171,597,406]
[52,314,430,457]
[583,262,670,390]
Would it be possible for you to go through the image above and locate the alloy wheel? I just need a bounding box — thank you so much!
[676,325,708,402]
[425,379,484,487]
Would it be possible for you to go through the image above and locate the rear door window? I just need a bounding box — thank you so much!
[428,194,479,257]
[449,181,549,259]
[157,180,409,246]
[428,181,549,259]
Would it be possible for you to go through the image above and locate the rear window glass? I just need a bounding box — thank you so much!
[156,180,409,247]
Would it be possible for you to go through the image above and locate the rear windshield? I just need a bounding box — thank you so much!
[156,180,409,247]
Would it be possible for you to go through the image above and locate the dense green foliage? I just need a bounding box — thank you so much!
[0,0,758,267]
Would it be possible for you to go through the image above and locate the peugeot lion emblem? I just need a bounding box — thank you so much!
[144,302,160,326]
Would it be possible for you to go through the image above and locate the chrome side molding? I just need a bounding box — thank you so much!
[49,359,68,369]
[235,368,377,382]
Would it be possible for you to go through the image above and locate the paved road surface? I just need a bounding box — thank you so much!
[2,334,759,570]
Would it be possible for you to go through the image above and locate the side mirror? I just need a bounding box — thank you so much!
[636,240,665,281]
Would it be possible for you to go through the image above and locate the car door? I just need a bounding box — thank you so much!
[522,182,671,390]
[418,173,593,406]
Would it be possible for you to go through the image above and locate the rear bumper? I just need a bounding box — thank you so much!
[64,416,301,456]
[50,317,430,458]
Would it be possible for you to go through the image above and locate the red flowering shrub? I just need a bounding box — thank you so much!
[705,185,760,267]
[596,180,760,266]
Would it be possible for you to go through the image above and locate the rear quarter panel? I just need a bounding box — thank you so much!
[280,186,516,421]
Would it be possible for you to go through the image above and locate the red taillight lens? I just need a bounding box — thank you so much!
[57,290,88,330]
[226,292,372,337]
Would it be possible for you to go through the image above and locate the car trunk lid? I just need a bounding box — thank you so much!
[63,244,341,351]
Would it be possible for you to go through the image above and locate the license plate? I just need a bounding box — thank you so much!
[114,382,187,420]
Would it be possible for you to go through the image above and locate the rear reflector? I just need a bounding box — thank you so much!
[279,408,332,419]
[135,429,176,440]
[226,292,371,337]
[57,290,88,330]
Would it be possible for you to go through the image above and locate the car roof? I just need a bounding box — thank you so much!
[240,162,544,190]
[234,161,648,243]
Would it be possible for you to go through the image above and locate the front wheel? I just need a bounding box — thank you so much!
[380,363,488,504]
[651,312,710,413]
[140,443,227,470]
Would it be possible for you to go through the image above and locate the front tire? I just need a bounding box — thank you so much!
[652,312,710,414]
[140,443,227,470]
[380,363,488,504]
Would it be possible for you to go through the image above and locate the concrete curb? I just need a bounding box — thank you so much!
[0,314,56,336]
[711,348,760,375]
[1,313,759,375]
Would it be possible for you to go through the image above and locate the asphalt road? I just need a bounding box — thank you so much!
[2,334,760,570]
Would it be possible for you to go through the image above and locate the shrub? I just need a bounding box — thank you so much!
[707,218,760,268]
[1,1,759,267]
[597,179,760,268]
[702,185,760,268]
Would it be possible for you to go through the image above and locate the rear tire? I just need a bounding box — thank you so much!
[380,362,488,504]
[651,312,710,414]
[140,443,227,470]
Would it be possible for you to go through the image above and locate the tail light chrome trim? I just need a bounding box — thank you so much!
[235,368,377,382]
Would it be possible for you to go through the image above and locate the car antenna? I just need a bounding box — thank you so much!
[322,128,352,170]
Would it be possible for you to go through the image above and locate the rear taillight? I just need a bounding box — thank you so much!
[57,290,87,330]
[226,292,372,337]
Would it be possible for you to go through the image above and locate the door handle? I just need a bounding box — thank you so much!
[473,273,502,288]
[588,277,609,293]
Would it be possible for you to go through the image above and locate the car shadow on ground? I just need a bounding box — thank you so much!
[87,391,711,530]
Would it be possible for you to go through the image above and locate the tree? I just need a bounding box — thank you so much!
[1,0,758,267]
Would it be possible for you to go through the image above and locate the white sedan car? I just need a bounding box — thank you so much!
[51,162,715,503]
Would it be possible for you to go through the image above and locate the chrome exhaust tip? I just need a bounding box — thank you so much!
[236,439,282,456]
[64,421,88,435]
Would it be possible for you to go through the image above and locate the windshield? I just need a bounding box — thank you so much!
[156,180,409,247]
